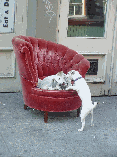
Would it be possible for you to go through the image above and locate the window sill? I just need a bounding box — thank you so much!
[77,51,107,55]
[86,78,105,83]
[68,15,87,18]
[0,47,13,51]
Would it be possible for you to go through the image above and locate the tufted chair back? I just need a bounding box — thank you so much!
[12,35,89,86]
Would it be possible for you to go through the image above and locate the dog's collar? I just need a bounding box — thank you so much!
[71,77,82,85]
[74,77,82,82]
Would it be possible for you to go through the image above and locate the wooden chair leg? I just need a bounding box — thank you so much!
[77,108,80,117]
[24,104,28,110]
[44,111,48,123]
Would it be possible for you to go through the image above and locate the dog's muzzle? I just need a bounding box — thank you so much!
[71,80,74,86]
[59,82,68,90]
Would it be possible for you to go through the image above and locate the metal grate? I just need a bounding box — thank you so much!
[86,59,98,75]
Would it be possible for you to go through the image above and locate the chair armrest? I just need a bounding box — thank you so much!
[78,58,90,77]
[72,58,90,78]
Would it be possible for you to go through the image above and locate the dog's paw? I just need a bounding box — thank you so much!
[66,88,72,90]
[78,129,83,132]
[47,87,52,90]
[91,123,94,126]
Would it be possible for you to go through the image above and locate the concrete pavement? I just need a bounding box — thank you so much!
[0,92,117,157]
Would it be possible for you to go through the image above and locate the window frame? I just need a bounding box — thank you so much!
[68,0,107,27]
[68,0,86,18]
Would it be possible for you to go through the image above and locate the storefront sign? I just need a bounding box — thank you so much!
[0,0,15,33]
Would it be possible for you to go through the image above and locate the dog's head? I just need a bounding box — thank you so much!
[67,70,81,81]
[51,71,65,89]
[55,71,70,90]
[54,71,65,83]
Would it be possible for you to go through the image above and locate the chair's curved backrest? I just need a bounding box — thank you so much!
[35,38,90,79]
[36,38,85,78]
[12,35,90,87]
[12,36,39,87]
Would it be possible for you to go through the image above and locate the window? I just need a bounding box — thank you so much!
[68,0,108,37]
[69,0,86,17]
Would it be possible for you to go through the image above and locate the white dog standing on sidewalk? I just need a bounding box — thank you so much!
[66,70,98,131]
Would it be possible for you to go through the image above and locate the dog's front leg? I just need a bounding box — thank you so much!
[48,87,53,90]
[66,86,75,90]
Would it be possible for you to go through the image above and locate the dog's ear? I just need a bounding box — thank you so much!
[71,70,75,75]
[52,78,55,82]
[57,71,63,76]
[52,78,57,87]
[67,71,70,75]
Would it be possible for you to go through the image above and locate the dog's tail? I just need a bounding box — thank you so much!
[93,102,98,109]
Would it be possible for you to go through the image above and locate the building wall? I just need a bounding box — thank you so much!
[0,0,117,96]
[0,0,28,92]
[36,0,58,42]
[26,0,37,37]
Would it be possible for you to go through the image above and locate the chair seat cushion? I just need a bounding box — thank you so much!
[32,87,78,98]
[28,93,81,112]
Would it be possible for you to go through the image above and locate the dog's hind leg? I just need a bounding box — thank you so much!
[78,118,85,132]
[90,102,97,126]
[91,109,94,126]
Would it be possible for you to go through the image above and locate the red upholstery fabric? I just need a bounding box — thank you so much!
[12,35,90,112]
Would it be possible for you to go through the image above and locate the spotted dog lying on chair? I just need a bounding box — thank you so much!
[37,71,69,90]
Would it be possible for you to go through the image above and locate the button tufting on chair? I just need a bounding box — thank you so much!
[12,35,90,123]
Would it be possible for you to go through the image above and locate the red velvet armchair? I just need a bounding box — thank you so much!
[12,35,90,122]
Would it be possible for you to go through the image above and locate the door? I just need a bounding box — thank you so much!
[110,3,117,95]
[57,0,117,96]
[0,0,28,92]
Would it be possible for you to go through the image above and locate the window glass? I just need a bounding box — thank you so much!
[68,0,108,37]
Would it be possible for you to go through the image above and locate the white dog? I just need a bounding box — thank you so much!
[37,71,68,90]
[66,70,98,131]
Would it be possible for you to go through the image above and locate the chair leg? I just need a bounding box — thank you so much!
[44,111,48,123]
[24,104,28,110]
[77,108,80,117]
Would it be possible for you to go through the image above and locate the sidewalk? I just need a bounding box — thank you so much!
[0,92,117,157]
